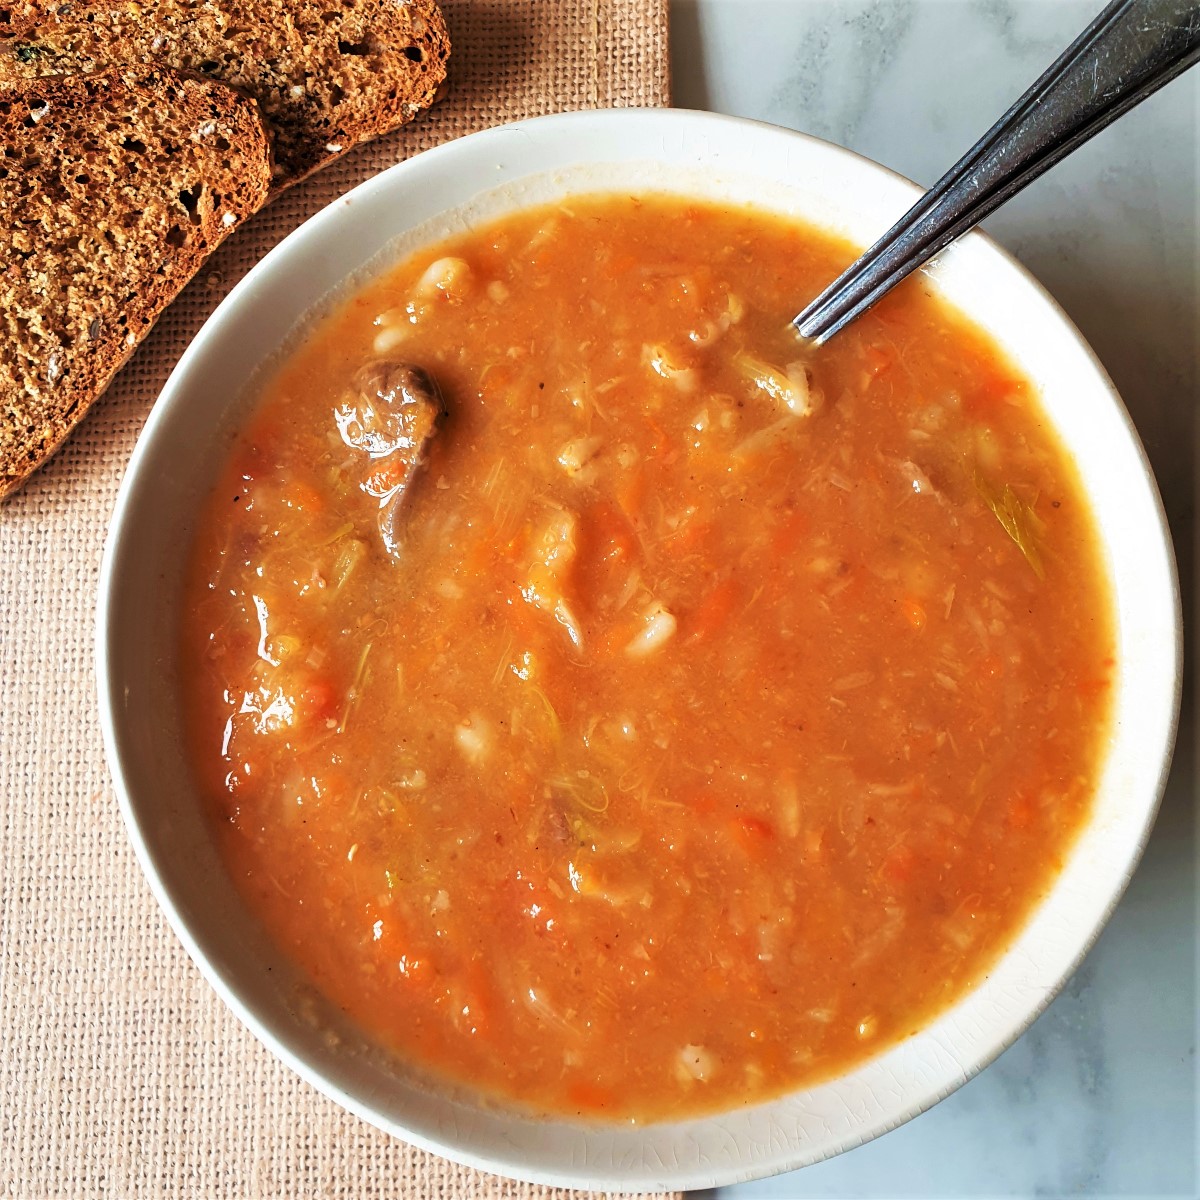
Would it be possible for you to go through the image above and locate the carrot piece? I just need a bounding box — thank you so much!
[979,653,1005,679]
[458,958,495,1038]
[865,345,893,376]
[615,469,648,525]
[1076,672,1112,699]
[902,596,927,632]
[729,815,774,856]
[644,417,670,458]
[281,479,324,514]
[595,610,643,658]
[295,676,339,725]
[966,364,1026,415]
[881,844,916,885]
[478,362,517,402]
[460,530,498,576]
[686,576,739,642]
[770,510,809,556]
[364,904,434,992]
[362,454,416,499]
[1006,795,1035,830]
[583,500,637,564]
[659,516,711,560]
[606,251,638,278]
[803,827,824,863]
[566,1080,614,1112]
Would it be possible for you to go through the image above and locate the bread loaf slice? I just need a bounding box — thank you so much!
[0,1,451,186]
[1,65,272,496]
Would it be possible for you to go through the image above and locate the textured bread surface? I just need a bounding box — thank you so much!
[1,65,272,496]
[0,0,451,184]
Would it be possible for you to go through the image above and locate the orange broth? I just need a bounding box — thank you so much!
[180,194,1114,1121]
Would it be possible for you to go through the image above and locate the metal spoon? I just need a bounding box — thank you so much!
[794,0,1200,344]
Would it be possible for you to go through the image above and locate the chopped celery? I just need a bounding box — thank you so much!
[337,641,373,733]
[530,684,562,739]
[319,521,355,547]
[974,468,1045,577]
[551,771,609,814]
[332,538,367,591]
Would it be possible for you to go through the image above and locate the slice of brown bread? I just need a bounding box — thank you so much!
[0,0,450,186]
[1,65,272,497]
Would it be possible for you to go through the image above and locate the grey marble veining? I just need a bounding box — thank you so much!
[669,2,1197,1197]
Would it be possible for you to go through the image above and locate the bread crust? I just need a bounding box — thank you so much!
[0,1,451,185]
[1,65,273,496]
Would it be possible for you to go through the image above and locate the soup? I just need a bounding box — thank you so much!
[180,194,1114,1121]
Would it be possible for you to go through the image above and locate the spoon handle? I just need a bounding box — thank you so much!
[794,0,1200,344]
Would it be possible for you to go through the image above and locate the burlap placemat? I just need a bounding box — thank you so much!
[0,5,676,1196]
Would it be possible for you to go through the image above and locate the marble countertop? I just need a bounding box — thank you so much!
[668,2,1197,1197]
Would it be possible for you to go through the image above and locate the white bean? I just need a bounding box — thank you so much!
[417,255,472,298]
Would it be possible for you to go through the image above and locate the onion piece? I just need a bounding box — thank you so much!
[676,1044,716,1083]
[454,716,493,764]
[643,343,698,392]
[625,601,677,657]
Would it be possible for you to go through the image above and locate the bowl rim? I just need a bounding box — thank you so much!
[96,106,1182,1191]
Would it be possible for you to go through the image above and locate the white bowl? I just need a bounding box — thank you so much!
[97,109,1180,1192]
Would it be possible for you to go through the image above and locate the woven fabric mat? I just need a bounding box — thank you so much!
[0,5,674,1197]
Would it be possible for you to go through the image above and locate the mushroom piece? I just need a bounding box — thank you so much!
[335,361,447,556]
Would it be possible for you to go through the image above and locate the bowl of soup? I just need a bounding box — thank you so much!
[97,108,1180,1190]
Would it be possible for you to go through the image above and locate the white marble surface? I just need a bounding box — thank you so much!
[669,2,1197,1197]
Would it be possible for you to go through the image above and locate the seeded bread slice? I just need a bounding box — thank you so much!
[1,65,272,496]
[0,0,451,186]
